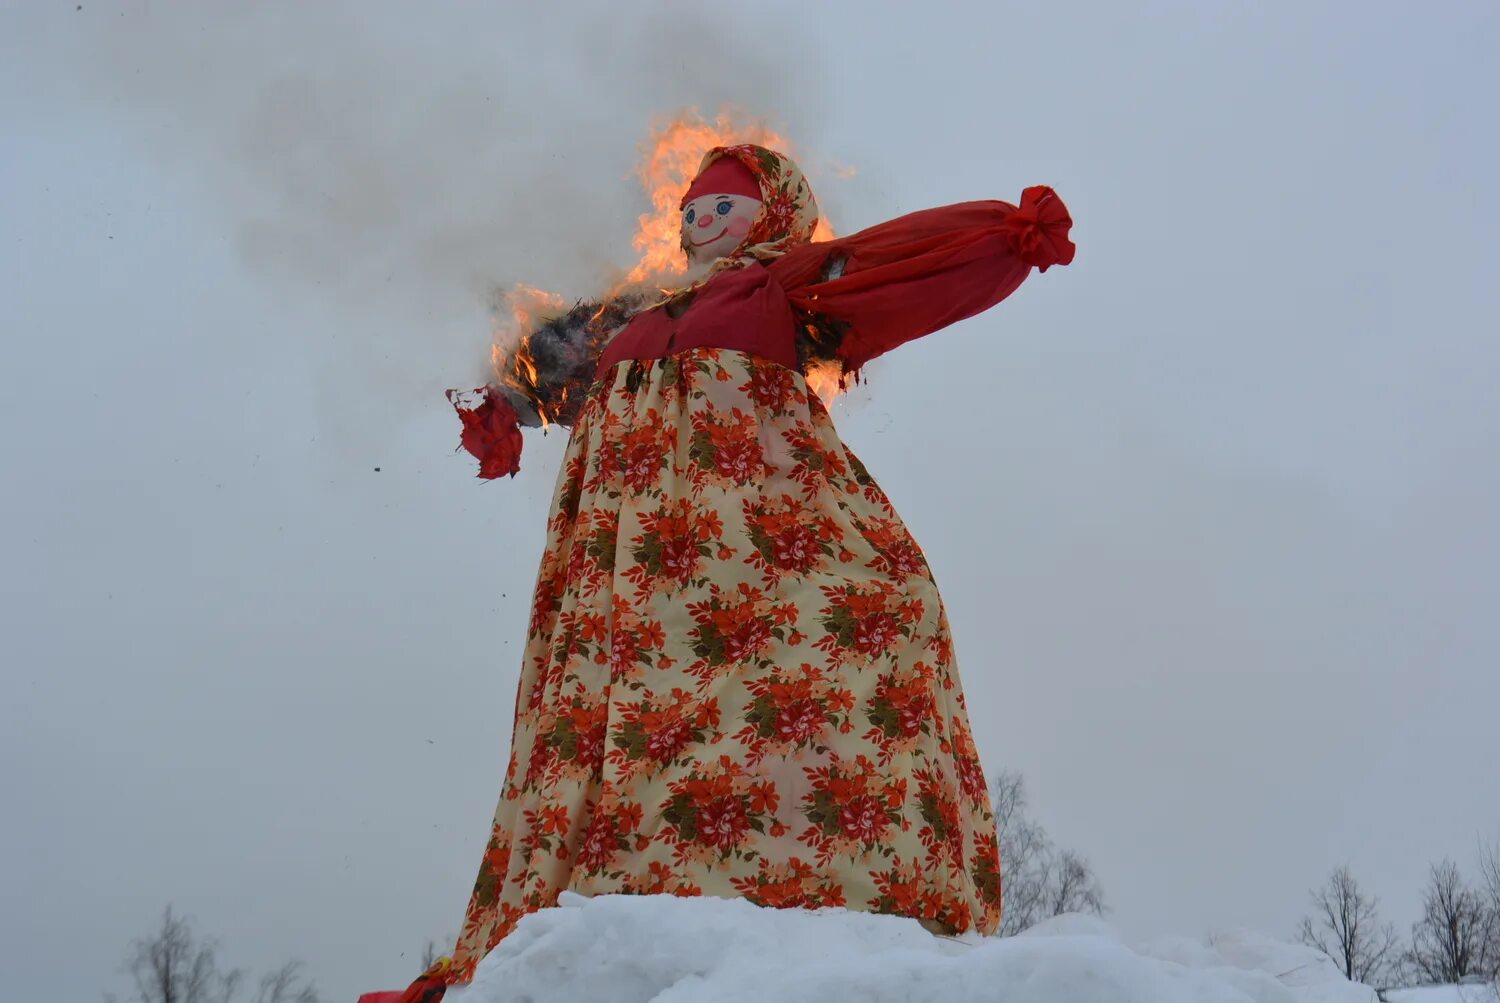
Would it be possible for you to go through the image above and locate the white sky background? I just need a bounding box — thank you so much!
[2,2,1497,1000]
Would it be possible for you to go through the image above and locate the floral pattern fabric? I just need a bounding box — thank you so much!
[450,347,1000,981]
[679,144,821,283]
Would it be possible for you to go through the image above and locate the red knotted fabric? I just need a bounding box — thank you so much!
[769,186,1075,373]
[354,956,453,1003]
[1001,185,1076,272]
[447,388,523,480]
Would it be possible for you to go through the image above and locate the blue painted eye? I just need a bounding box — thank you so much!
[716,200,733,216]
[684,207,696,224]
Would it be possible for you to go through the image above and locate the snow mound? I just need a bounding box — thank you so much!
[1385,987,1500,1003]
[449,892,1383,1003]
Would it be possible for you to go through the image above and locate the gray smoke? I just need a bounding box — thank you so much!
[48,1,842,444]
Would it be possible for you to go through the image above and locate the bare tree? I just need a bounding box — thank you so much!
[253,963,318,1003]
[1045,848,1107,918]
[992,770,1107,936]
[992,770,1050,935]
[119,907,242,1003]
[1479,835,1500,982]
[112,907,318,1003]
[1296,865,1399,985]
[1404,860,1494,984]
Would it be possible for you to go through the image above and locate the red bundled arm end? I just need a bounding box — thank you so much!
[447,387,523,480]
[1003,186,1076,272]
[358,954,456,1003]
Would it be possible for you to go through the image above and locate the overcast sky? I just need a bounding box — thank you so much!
[3,3,1497,1001]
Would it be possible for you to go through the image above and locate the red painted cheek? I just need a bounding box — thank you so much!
[725,216,753,238]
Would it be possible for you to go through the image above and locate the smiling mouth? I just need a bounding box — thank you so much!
[689,227,730,247]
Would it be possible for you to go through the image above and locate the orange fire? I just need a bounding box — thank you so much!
[803,360,846,405]
[622,109,834,286]
[494,109,847,410]
[492,284,568,426]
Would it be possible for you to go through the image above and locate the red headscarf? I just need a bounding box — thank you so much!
[679,144,821,270]
[679,156,761,205]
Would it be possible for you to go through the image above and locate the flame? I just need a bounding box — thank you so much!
[622,108,834,286]
[492,284,568,427]
[492,110,852,418]
[496,284,568,336]
[804,361,845,404]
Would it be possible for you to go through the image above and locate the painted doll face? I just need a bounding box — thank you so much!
[681,192,762,264]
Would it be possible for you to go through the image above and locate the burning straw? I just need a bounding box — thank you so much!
[492,290,651,428]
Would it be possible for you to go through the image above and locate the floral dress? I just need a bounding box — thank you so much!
[448,157,1074,981]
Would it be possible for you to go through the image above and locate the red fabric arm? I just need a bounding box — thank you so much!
[769,187,1074,373]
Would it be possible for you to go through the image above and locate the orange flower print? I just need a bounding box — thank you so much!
[798,755,905,866]
[622,860,701,897]
[970,831,1003,914]
[661,758,775,862]
[574,794,645,877]
[697,797,750,851]
[734,662,854,764]
[625,498,726,597]
[543,695,608,779]
[467,828,512,910]
[539,804,570,834]
[863,662,938,763]
[871,857,926,916]
[730,857,847,911]
[945,713,990,808]
[747,780,780,815]
[618,426,671,495]
[915,767,965,871]
[608,690,718,779]
[760,188,800,239]
[685,582,797,685]
[816,581,922,667]
[743,494,844,586]
[739,360,805,414]
[859,517,928,580]
[688,406,768,488]
[575,815,621,874]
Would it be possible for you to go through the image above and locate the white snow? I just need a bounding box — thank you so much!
[446,892,1390,1003]
[1386,987,1499,1003]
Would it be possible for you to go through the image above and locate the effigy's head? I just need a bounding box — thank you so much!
[679,144,819,266]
